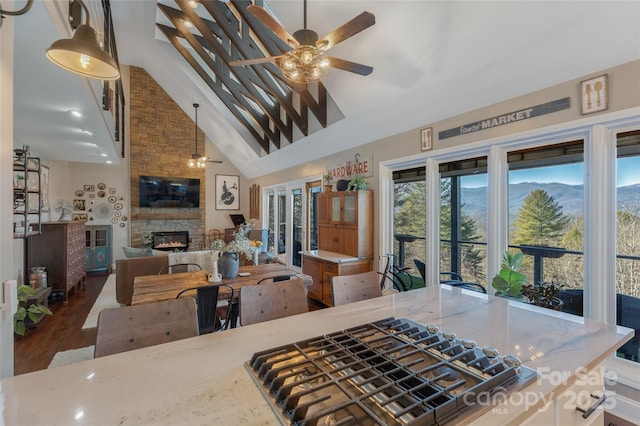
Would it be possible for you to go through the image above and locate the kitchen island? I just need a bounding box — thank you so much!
[1,285,632,425]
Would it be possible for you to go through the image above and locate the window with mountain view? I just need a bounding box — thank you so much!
[616,130,640,364]
[507,141,585,313]
[440,157,488,283]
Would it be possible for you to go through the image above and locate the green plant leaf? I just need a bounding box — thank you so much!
[14,307,27,321]
[14,321,25,336]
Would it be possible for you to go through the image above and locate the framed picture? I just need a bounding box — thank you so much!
[420,127,433,151]
[73,199,86,211]
[40,165,49,212]
[216,174,240,210]
[83,184,95,192]
[580,74,608,115]
[72,213,88,222]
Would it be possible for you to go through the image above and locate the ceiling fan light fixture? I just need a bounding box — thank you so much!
[279,46,330,83]
[45,0,119,80]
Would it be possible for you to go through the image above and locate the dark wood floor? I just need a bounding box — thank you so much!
[14,272,326,375]
[14,272,109,375]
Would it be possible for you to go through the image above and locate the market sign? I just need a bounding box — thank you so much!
[438,97,571,140]
[327,154,372,179]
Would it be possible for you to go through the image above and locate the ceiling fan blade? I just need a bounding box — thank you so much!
[229,56,281,66]
[328,57,373,76]
[317,11,375,50]
[247,5,300,48]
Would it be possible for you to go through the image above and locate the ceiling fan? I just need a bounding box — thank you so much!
[230,0,375,85]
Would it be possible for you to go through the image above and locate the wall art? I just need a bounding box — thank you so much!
[216,174,240,210]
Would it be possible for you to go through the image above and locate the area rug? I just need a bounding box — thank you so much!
[48,346,94,369]
[81,274,120,329]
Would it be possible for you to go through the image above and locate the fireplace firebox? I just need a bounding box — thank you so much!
[151,231,189,251]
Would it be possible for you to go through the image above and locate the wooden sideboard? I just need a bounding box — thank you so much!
[27,221,86,302]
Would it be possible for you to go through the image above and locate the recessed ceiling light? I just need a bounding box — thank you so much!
[69,110,82,118]
[188,0,198,8]
[106,160,112,164]
[181,19,194,29]
[81,129,93,135]
[100,153,107,157]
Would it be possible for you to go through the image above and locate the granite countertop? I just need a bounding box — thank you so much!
[301,250,372,263]
[1,287,632,425]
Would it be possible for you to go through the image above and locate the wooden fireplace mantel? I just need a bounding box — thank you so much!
[133,213,201,220]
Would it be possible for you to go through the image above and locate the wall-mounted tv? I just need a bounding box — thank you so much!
[139,175,200,208]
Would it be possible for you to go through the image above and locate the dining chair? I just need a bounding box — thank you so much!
[239,277,308,326]
[332,271,382,306]
[158,263,203,274]
[413,259,463,283]
[176,284,235,334]
[94,297,198,358]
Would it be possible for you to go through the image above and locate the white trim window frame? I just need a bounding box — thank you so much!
[379,107,640,385]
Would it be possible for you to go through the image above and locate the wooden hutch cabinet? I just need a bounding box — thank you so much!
[303,190,373,307]
[27,221,86,302]
[317,190,373,257]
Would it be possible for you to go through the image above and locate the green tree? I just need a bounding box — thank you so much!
[512,189,569,247]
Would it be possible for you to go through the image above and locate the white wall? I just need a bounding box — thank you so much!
[0,2,16,378]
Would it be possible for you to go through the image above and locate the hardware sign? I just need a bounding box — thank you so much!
[439,97,571,140]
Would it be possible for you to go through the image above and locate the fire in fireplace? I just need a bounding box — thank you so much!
[151,231,189,251]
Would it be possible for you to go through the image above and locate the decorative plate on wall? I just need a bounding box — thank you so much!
[75,190,84,197]
[114,211,121,217]
[114,203,123,210]
[108,195,117,203]
[97,183,106,190]
[119,222,126,227]
[111,217,118,224]
[97,190,106,198]
[95,203,114,219]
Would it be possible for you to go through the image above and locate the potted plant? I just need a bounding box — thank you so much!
[347,175,368,191]
[14,284,52,336]
[209,222,257,278]
[491,251,526,298]
[323,173,333,191]
[521,280,565,310]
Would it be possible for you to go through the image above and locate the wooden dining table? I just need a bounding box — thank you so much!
[131,263,312,306]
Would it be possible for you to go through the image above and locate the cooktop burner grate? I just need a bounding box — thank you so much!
[246,317,537,425]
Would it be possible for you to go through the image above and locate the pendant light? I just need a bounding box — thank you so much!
[46,0,120,80]
[187,103,207,168]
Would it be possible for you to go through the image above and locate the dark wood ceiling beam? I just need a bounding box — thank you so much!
[197,0,311,137]
[170,2,290,149]
[160,5,288,148]
[157,24,271,153]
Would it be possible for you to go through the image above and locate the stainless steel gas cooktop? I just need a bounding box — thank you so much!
[246,317,538,425]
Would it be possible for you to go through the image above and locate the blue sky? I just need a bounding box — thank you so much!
[461,157,640,188]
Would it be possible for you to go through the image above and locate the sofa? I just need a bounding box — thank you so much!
[115,256,168,305]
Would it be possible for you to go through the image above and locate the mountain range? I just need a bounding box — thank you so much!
[462,182,640,227]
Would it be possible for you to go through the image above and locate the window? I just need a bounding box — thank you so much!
[615,130,640,363]
[292,188,303,267]
[393,167,426,274]
[440,157,488,283]
[507,141,585,313]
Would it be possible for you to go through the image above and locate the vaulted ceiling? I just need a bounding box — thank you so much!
[12,1,640,179]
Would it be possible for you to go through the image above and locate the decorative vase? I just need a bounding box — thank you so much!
[29,266,47,288]
[324,184,333,192]
[253,249,259,265]
[218,252,239,279]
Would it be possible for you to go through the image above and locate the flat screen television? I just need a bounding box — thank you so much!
[139,175,200,208]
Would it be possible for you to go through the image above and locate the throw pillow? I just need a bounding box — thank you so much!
[122,246,153,258]
[151,249,170,257]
